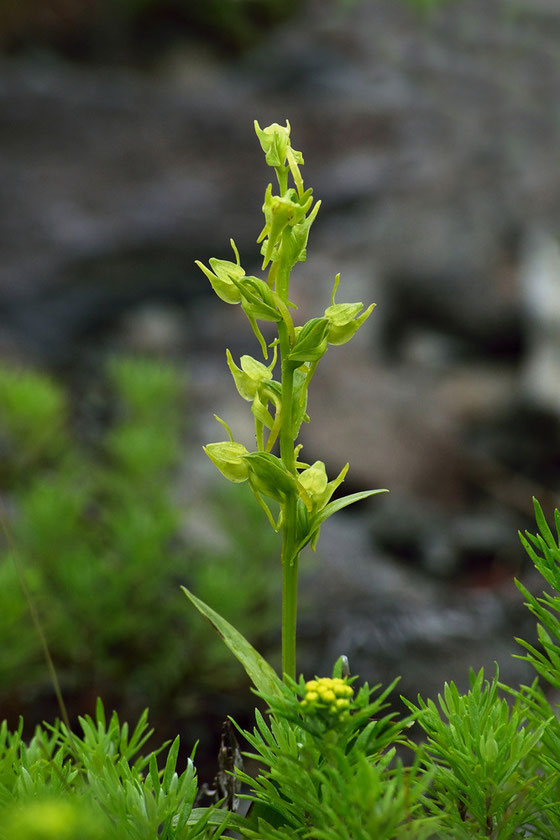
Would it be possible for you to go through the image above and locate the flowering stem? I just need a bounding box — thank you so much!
[199,122,380,690]
[281,537,298,681]
[278,325,295,474]
[278,319,299,681]
[276,261,291,304]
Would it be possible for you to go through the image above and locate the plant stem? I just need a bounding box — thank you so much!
[278,325,296,475]
[278,319,299,681]
[281,539,298,681]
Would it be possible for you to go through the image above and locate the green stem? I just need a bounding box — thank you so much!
[276,261,291,303]
[278,322,296,474]
[275,164,288,195]
[282,538,298,681]
[278,319,299,681]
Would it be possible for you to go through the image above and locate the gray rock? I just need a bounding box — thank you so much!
[3,0,560,363]
[299,514,536,702]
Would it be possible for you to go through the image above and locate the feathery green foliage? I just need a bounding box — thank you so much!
[0,699,226,840]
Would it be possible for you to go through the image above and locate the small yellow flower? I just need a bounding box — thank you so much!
[300,676,354,720]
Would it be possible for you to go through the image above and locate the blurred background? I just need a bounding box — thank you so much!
[2,0,560,777]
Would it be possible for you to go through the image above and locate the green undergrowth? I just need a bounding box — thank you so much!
[0,357,278,727]
[178,500,560,838]
[2,496,560,838]
[0,699,228,840]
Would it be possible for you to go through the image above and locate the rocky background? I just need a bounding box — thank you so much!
[2,0,560,744]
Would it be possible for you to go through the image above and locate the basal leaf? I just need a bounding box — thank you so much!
[182,586,284,699]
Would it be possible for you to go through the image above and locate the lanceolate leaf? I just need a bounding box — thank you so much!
[182,586,284,699]
[533,497,558,553]
[295,488,388,553]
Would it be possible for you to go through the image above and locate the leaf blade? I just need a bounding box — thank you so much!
[182,586,284,699]
[296,488,388,553]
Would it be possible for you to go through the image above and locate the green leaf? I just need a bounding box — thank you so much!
[288,317,329,362]
[296,489,388,553]
[182,586,284,699]
[187,807,250,830]
[245,451,299,502]
[533,497,558,552]
[162,735,180,791]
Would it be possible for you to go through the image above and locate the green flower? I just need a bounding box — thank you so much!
[297,461,348,514]
[324,274,376,345]
[226,348,281,449]
[238,275,283,323]
[254,119,304,195]
[196,239,244,304]
[203,441,250,483]
[254,120,294,167]
[226,350,274,401]
[297,461,328,510]
[261,198,321,267]
[257,185,313,269]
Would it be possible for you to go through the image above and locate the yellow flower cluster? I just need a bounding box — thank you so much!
[301,677,354,719]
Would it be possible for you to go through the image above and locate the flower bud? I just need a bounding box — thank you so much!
[203,441,250,483]
[300,676,354,720]
[254,120,293,167]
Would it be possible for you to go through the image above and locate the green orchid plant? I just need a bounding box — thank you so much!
[187,120,384,684]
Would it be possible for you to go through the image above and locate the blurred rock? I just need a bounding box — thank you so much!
[368,492,523,581]
[299,513,536,703]
[112,303,189,358]
[2,0,560,363]
[520,228,560,414]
